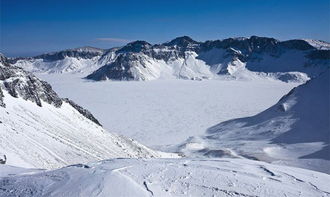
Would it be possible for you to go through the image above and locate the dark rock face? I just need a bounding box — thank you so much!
[307,50,330,60]
[0,86,5,107]
[86,53,138,81]
[1,54,104,126]
[117,41,152,53]
[0,55,7,107]
[0,59,63,107]
[163,36,199,48]
[280,40,315,51]
[200,36,279,54]
[62,98,102,126]
[35,47,104,61]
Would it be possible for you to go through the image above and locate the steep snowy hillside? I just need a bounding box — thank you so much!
[1,158,329,197]
[10,36,329,81]
[181,70,330,173]
[0,54,173,169]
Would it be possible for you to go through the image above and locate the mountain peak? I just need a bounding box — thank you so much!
[127,40,151,46]
[70,46,104,53]
[164,36,198,47]
[118,40,152,53]
[248,35,279,44]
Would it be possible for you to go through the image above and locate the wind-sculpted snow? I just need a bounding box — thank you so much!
[1,158,329,197]
[11,36,330,82]
[181,70,330,173]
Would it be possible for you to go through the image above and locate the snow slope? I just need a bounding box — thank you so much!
[12,47,104,74]
[14,56,102,74]
[1,158,329,197]
[304,39,330,50]
[0,91,170,169]
[181,70,330,173]
[0,54,175,169]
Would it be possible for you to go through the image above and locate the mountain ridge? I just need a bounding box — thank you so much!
[5,36,330,81]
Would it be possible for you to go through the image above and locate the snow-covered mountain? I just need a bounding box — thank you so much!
[1,158,329,197]
[10,47,105,74]
[0,54,174,169]
[10,36,329,82]
[180,69,330,173]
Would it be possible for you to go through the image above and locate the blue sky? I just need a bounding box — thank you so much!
[1,0,330,57]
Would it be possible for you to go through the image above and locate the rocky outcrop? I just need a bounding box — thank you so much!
[62,98,102,126]
[0,86,5,108]
[9,47,104,64]
[0,54,103,126]
[0,54,62,107]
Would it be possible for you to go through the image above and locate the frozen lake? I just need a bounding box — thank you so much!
[38,74,298,151]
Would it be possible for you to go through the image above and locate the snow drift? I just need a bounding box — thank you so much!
[1,158,329,197]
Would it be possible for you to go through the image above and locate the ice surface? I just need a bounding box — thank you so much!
[35,73,299,151]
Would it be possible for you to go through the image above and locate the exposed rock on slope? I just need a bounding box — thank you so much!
[62,98,102,126]
[0,56,62,107]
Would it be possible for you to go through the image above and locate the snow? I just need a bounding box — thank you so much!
[14,44,320,83]
[2,40,329,196]
[180,70,330,173]
[304,39,330,50]
[14,56,103,74]
[1,158,329,197]
[0,89,177,169]
[34,73,299,152]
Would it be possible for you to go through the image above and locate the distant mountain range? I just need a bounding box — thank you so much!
[8,36,330,82]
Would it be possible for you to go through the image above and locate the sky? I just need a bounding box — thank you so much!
[1,0,330,57]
